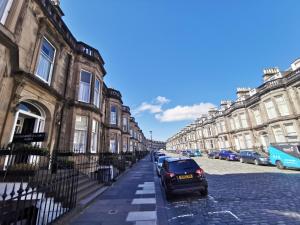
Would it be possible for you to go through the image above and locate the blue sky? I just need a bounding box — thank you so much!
[61,0,300,141]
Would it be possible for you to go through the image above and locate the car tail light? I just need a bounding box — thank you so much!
[166,172,175,178]
[196,168,205,177]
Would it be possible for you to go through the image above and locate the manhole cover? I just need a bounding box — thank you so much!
[108,210,118,215]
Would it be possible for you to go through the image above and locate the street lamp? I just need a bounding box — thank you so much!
[149,131,152,151]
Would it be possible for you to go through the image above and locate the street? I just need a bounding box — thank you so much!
[68,153,300,225]
[160,152,300,225]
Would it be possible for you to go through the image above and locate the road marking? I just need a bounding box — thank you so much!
[208,195,218,203]
[136,189,155,194]
[208,211,241,221]
[168,214,194,221]
[132,198,156,204]
[126,211,157,221]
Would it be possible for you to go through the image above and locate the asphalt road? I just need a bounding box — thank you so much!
[67,153,300,225]
[157,152,300,225]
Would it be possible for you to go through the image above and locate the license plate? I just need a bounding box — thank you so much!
[178,174,193,179]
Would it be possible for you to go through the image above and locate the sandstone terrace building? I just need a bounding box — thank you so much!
[0,0,146,156]
[167,60,300,153]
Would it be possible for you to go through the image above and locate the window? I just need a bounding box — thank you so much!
[130,128,133,137]
[110,138,116,153]
[94,79,101,108]
[36,38,56,83]
[78,71,92,103]
[272,126,285,143]
[122,117,128,132]
[0,0,13,24]
[110,105,117,125]
[264,99,277,119]
[130,140,133,151]
[123,138,128,152]
[253,108,262,125]
[221,121,226,132]
[230,118,235,130]
[284,123,298,142]
[238,135,246,149]
[234,116,240,129]
[73,116,88,153]
[91,120,98,153]
[244,133,252,148]
[234,136,240,150]
[240,113,248,128]
[274,95,289,116]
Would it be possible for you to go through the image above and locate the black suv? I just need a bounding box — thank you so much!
[160,158,208,198]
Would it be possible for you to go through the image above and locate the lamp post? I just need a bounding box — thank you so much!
[150,131,153,161]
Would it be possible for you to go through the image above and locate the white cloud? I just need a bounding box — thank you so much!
[134,102,163,115]
[155,103,216,122]
[155,96,170,105]
[133,96,170,115]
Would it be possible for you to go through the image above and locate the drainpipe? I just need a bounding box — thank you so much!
[55,53,72,150]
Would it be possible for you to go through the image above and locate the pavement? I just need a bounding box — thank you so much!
[68,152,300,225]
[68,155,164,225]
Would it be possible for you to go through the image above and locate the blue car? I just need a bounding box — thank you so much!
[269,144,300,170]
[219,150,239,161]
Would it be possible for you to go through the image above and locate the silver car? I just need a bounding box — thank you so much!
[156,156,170,176]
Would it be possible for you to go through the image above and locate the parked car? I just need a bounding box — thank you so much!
[160,157,208,199]
[269,144,300,169]
[181,150,188,156]
[154,152,166,162]
[239,150,269,165]
[156,156,170,176]
[208,150,220,159]
[219,150,239,161]
[194,150,202,157]
[186,150,195,157]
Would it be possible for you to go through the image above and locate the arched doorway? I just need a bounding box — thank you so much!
[10,101,46,143]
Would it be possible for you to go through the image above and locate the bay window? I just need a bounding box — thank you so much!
[244,133,253,148]
[240,113,248,128]
[234,116,240,129]
[79,70,92,103]
[94,79,101,108]
[110,105,117,125]
[110,135,117,153]
[238,135,246,149]
[253,108,262,125]
[272,126,285,143]
[230,118,235,130]
[284,123,298,142]
[0,0,13,24]
[36,38,56,83]
[73,116,88,153]
[264,99,277,119]
[91,120,98,153]
[274,95,289,116]
[123,117,128,132]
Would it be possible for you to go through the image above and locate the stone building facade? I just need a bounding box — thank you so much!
[0,0,146,156]
[167,60,300,153]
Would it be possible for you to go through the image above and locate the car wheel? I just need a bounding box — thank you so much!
[200,187,208,196]
[240,158,244,163]
[254,159,259,166]
[276,160,285,170]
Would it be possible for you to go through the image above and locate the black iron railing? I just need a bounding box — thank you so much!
[0,145,149,225]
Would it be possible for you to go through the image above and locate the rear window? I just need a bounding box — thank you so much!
[168,160,199,173]
[158,157,168,163]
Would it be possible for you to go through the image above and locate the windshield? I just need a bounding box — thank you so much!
[169,160,199,173]
[158,157,168,163]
